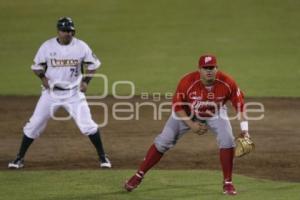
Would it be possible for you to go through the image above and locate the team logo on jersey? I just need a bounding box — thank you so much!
[204,56,212,63]
[190,96,203,100]
[50,59,79,67]
[192,100,217,117]
[189,90,205,99]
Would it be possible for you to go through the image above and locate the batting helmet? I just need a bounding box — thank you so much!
[57,17,75,32]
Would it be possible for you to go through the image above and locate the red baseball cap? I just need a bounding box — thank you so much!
[198,54,217,68]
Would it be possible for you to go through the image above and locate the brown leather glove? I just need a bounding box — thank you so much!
[235,137,255,157]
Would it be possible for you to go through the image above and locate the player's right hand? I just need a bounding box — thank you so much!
[190,121,208,135]
[41,77,50,89]
[80,82,88,93]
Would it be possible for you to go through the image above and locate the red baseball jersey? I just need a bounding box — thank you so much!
[172,71,244,117]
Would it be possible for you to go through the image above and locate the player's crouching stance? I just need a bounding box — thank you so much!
[124,55,251,195]
[8,17,111,169]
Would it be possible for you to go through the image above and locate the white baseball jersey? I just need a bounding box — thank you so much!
[31,37,101,89]
[24,37,101,138]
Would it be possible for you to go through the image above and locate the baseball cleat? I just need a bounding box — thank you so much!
[8,158,24,169]
[124,171,144,192]
[100,156,112,168]
[223,181,237,195]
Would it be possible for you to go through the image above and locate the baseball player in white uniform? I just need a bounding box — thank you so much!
[8,17,111,169]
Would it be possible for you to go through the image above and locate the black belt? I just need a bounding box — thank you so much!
[53,86,75,91]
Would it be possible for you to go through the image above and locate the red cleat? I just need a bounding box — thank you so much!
[223,181,237,195]
[124,171,144,192]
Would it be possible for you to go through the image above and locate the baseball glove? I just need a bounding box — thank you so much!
[235,137,255,157]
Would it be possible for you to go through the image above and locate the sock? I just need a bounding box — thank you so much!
[88,129,106,162]
[220,148,234,182]
[17,134,34,159]
[138,144,163,175]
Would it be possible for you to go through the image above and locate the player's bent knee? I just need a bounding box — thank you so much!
[80,126,98,136]
[219,143,235,149]
[154,142,170,153]
[217,132,235,148]
[218,139,235,149]
[154,137,174,153]
[23,129,41,139]
[23,122,45,139]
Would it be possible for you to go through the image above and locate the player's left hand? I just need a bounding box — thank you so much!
[80,82,88,93]
[191,121,208,135]
[235,135,255,157]
[240,131,250,138]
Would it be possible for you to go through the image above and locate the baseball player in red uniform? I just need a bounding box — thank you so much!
[124,55,250,195]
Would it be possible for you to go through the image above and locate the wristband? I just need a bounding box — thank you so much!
[240,121,249,132]
[38,73,45,79]
[82,76,92,84]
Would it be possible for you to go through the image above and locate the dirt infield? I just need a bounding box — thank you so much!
[0,96,299,182]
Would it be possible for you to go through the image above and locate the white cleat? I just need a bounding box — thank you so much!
[8,158,24,169]
[100,156,112,168]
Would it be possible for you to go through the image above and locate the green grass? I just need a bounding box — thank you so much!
[0,0,300,96]
[0,170,299,200]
